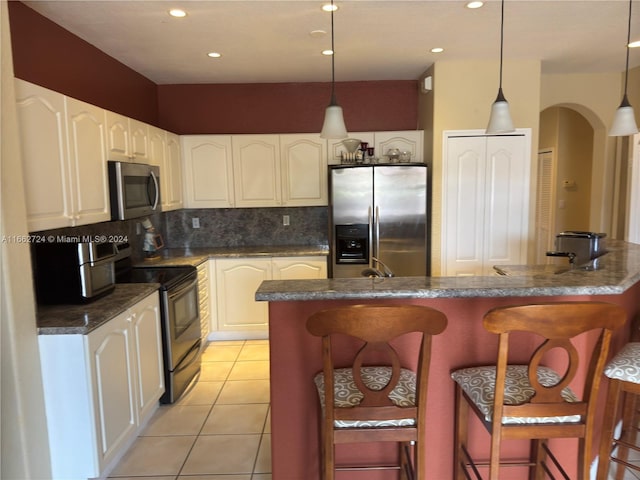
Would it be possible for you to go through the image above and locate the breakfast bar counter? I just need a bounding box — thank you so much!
[256,240,640,480]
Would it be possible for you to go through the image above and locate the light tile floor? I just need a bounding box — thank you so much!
[108,340,271,480]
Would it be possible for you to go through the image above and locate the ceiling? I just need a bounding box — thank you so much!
[21,0,640,85]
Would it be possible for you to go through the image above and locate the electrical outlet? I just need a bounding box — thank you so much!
[192,217,200,228]
[283,215,290,226]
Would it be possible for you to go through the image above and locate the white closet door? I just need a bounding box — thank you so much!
[442,131,531,276]
[483,135,530,273]
[443,135,487,276]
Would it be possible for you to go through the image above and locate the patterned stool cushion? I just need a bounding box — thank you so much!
[314,366,417,428]
[451,365,580,425]
[604,342,640,384]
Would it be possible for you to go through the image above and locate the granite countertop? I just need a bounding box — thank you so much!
[255,239,640,302]
[37,244,328,335]
[37,284,160,335]
[136,245,330,267]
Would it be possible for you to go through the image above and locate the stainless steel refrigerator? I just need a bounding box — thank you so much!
[329,164,428,278]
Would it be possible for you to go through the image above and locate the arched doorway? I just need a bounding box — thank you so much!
[536,106,595,262]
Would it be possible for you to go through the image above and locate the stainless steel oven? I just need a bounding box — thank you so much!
[114,244,202,403]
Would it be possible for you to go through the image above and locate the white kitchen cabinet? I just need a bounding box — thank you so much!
[149,126,183,211]
[213,256,327,339]
[64,96,111,226]
[181,135,235,208]
[15,79,74,231]
[272,256,327,279]
[15,80,111,229]
[441,130,531,276]
[328,132,376,165]
[232,134,281,207]
[105,110,150,163]
[163,132,184,211]
[129,292,164,426]
[280,134,328,206]
[38,291,163,480]
[375,130,424,163]
[197,261,211,340]
[327,130,424,165]
[215,258,272,335]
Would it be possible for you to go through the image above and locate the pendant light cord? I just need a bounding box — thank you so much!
[329,0,337,105]
[498,0,505,91]
[623,0,632,97]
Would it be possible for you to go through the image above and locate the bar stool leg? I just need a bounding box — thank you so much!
[454,384,470,480]
[614,390,638,480]
[597,378,623,479]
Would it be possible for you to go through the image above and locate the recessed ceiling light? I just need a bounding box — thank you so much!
[322,49,334,56]
[629,40,640,48]
[466,1,484,9]
[207,52,222,58]
[168,8,187,17]
[322,4,338,12]
[431,47,444,53]
[310,30,327,38]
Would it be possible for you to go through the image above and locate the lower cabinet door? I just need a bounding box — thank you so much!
[215,258,271,332]
[87,310,137,472]
[130,291,164,425]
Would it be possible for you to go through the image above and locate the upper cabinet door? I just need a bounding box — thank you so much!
[164,132,183,211]
[232,135,281,207]
[375,130,424,163]
[280,134,327,206]
[327,132,375,165]
[182,135,234,208]
[65,97,111,226]
[105,110,130,162]
[105,111,149,163]
[15,79,75,231]
[128,119,150,163]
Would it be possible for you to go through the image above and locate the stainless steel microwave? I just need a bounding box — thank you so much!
[108,161,160,220]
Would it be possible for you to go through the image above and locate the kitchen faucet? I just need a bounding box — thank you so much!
[372,257,395,277]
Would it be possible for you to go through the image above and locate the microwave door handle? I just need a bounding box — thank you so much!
[149,170,160,210]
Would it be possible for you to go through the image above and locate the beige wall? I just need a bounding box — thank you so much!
[420,59,541,274]
[540,72,626,234]
[423,62,639,274]
[540,107,594,233]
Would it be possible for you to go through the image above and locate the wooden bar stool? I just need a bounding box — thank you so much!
[596,342,640,479]
[451,302,626,480]
[306,304,448,480]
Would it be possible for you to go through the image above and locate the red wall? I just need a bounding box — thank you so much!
[9,2,419,135]
[8,1,159,125]
[157,81,419,135]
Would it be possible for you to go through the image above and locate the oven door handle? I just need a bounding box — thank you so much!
[168,276,198,301]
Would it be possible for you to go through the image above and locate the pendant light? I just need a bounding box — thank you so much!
[609,0,639,137]
[320,0,348,139]
[486,0,515,134]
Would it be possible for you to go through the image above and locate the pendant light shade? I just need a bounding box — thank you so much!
[486,0,515,135]
[320,0,348,139]
[609,0,639,137]
[321,104,348,139]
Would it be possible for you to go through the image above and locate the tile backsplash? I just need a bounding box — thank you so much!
[32,207,329,262]
[163,207,328,249]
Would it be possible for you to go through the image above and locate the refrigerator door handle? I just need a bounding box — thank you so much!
[368,206,374,265]
[374,205,381,261]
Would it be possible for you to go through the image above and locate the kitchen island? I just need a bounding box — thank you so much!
[255,239,640,480]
